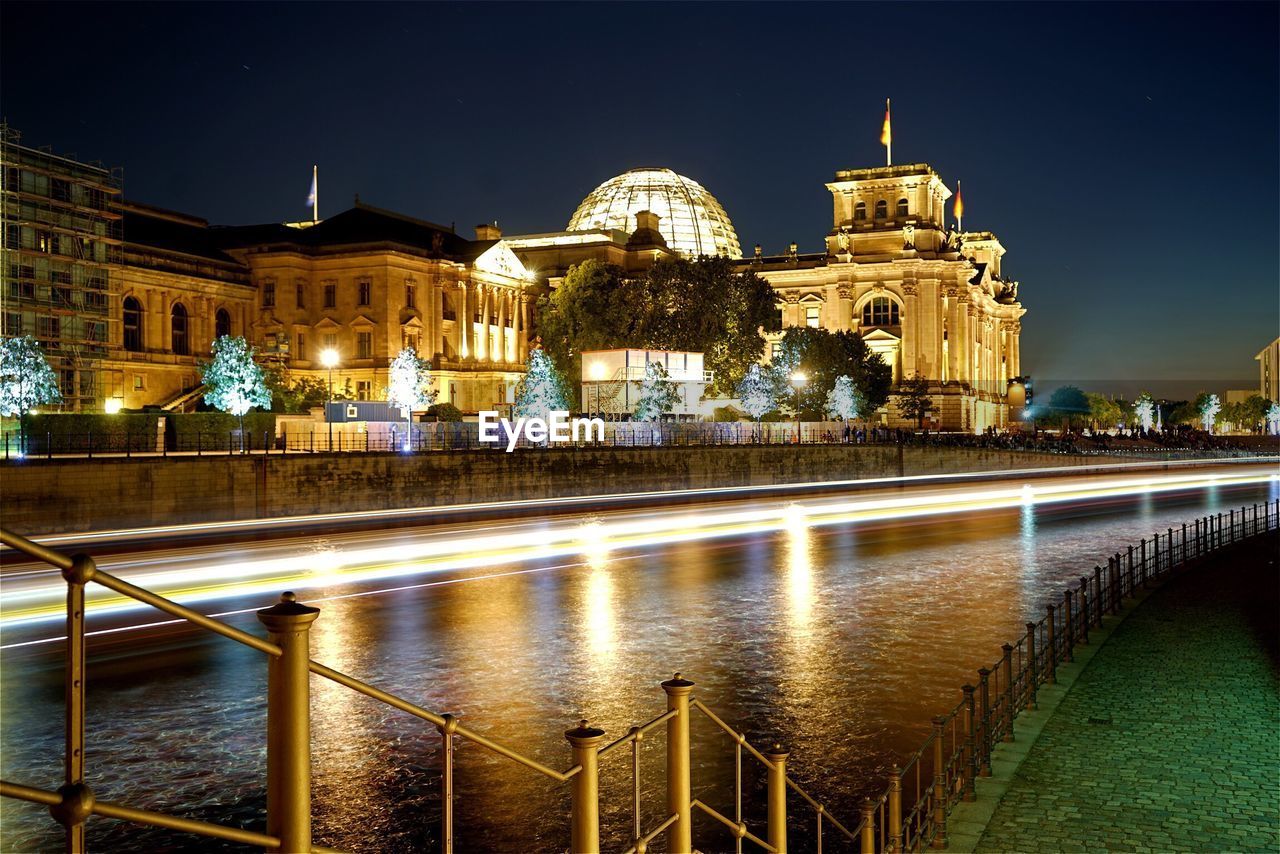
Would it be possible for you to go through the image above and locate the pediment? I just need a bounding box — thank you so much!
[474,241,529,280]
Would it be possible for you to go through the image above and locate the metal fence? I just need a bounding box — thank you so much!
[5,424,1276,460]
[0,499,1276,853]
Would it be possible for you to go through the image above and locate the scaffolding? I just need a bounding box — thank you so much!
[1,123,124,412]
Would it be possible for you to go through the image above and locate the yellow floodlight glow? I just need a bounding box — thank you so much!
[320,348,340,368]
[104,399,123,414]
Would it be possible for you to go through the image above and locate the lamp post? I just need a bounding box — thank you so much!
[320,348,339,451]
[790,371,807,444]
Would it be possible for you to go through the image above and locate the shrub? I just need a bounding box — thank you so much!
[712,405,746,422]
[426,403,464,422]
[168,411,277,448]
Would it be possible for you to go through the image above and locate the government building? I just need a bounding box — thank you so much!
[1,125,1025,432]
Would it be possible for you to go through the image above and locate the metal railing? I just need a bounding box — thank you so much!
[858,497,1280,853]
[0,530,862,853]
[5,424,1277,459]
[2,498,1275,852]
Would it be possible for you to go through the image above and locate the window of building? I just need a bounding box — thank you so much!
[323,282,336,309]
[215,308,231,339]
[262,280,275,308]
[805,305,821,328]
[358,280,371,306]
[123,297,143,352]
[296,281,305,308]
[61,370,76,399]
[861,296,900,327]
[37,315,60,341]
[86,321,107,343]
[896,198,908,218]
[854,201,867,221]
[4,312,21,335]
[405,281,416,309]
[874,200,888,220]
[323,333,338,352]
[134,375,145,390]
[171,303,190,355]
[296,333,306,361]
[356,331,372,359]
[356,381,372,401]
[403,331,419,353]
[79,371,95,398]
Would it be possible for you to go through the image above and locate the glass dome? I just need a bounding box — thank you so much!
[567,167,742,259]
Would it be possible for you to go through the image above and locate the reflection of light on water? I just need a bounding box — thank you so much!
[584,567,618,665]
[785,515,814,629]
[577,519,610,570]
[1020,501,1038,579]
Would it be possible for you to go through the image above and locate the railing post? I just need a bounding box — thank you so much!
[438,713,457,854]
[257,592,319,854]
[1127,545,1135,594]
[1141,537,1149,585]
[1025,623,1038,710]
[1230,510,1235,543]
[565,720,606,854]
[960,684,977,800]
[887,766,903,853]
[1001,644,1015,741]
[931,716,947,849]
[1092,567,1103,627]
[766,744,790,854]
[976,669,992,776]
[50,554,97,853]
[662,673,695,854]
[1078,578,1090,644]
[1111,556,1121,613]
[1063,590,1074,662]
[860,797,877,854]
[1045,605,1057,684]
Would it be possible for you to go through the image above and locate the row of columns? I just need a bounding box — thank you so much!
[423,279,530,364]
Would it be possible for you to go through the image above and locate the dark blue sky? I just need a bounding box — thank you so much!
[4,2,1276,392]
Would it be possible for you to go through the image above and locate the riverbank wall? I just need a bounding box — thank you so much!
[5,445,1120,535]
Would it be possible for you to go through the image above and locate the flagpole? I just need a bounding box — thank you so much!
[886,98,891,166]
[956,179,962,232]
[312,164,318,223]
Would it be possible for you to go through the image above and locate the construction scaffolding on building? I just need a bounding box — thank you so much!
[1,123,123,412]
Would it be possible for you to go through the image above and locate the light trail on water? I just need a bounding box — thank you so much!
[2,466,1273,636]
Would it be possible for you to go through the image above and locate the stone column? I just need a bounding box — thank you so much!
[518,293,530,361]
[836,285,853,330]
[459,280,472,359]
[901,283,919,379]
[496,289,508,364]
[479,285,492,361]
[1009,321,1021,378]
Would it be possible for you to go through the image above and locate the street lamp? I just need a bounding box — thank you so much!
[790,371,807,444]
[320,348,339,451]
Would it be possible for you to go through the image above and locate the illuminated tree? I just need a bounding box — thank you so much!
[1133,393,1156,432]
[1267,402,1280,436]
[1196,392,1221,433]
[769,327,891,419]
[0,335,61,419]
[514,348,569,421]
[735,363,775,424]
[200,336,271,445]
[1086,393,1123,432]
[632,361,680,422]
[825,375,867,426]
[385,347,436,448]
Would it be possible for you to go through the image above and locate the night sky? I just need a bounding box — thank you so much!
[3,2,1276,396]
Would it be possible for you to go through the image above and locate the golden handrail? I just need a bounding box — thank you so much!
[597,708,677,759]
[692,698,778,768]
[692,798,776,852]
[0,527,73,570]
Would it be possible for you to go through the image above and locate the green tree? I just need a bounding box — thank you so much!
[632,362,680,422]
[1086,393,1123,431]
[896,373,934,429]
[264,366,329,414]
[1046,385,1089,430]
[0,335,62,419]
[200,336,271,443]
[534,260,634,406]
[769,327,891,420]
[1240,394,1270,433]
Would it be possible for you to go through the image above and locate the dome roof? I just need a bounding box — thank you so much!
[567,167,742,259]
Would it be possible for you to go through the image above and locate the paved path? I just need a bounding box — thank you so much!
[973,537,1280,853]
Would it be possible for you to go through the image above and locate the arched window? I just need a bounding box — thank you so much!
[861,296,901,327]
[215,308,231,340]
[123,296,143,352]
[171,303,189,355]
[854,201,867,221]
[896,198,908,218]
[874,200,888,220]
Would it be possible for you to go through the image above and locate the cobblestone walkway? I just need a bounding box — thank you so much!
[975,540,1280,853]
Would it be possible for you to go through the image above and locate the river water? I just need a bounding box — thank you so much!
[2,478,1276,853]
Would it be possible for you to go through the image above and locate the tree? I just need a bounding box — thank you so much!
[632,361,680,422]
[735,363,776,424]
[514,348,570,422]
[1196,392,1221,433]
[385,347,436,447]
[1240,394,1270,433]
[826,375,866,422]
[0,335,61,420]
[263,365,329,414]
[896,373,934,429]
[769,327,891,420]
[534,260,634,406]
[1267,402,1280,435]
[200,336,271,444]
[1045,385,1089,431]
[1133,392,1156,432]
[1086,393,1123,432]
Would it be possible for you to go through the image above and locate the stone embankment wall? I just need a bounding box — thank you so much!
[3,446,1106,535]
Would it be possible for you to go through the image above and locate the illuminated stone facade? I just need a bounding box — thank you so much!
[107,202,535,413]
[747,163,1025,432]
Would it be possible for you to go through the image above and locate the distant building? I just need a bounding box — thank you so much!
[579,349,713,419]
[1,125,123,412]
[1257,337,1279,402]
